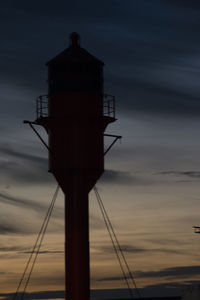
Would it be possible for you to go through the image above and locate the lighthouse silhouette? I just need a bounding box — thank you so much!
[32,32,117,300]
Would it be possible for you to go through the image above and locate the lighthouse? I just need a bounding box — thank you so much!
[31,33,116,300]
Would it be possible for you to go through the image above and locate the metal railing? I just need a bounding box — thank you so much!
[36,94,115,119]
[104,94,115,119]
[36,95,49,119]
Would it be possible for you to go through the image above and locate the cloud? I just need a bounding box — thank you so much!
[0,189,63,235]
[0,145,54,185]
[135,266,200,279]
[98,169,153,186]
[99,170,134,185]
[0,220,28,235]
[157,171,200,180]
[19,250,64,254]
[97,265,200,286]
[0,191,46,212]
[0,245,32,259]
[0,147,47,166]
[100,244,184,257]
[101,0,200,117]
[0,215,62,236]
[122,78,200,117]
[123,267,200,282]
[101,244,148,254]
[90,214,105,230]
[1,0,200,119]
[0,245,28,252]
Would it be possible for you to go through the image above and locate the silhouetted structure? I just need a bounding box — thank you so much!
[134,298,180,300]
[33,33,116,300]
[193,225,200,233]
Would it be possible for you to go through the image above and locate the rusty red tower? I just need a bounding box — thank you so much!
[27,33,118,300]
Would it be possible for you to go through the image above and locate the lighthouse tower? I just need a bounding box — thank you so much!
[34,33,116,300]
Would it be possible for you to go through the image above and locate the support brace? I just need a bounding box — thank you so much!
[104,134,122,156]
[23,120,50,151]
[24,121,121,157]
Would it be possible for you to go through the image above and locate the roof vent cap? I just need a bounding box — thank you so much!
[69,32,80,47]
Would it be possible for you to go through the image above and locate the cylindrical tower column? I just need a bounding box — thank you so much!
[65,175,89,300]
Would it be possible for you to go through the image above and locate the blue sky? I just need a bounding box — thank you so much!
[1,0,200,298]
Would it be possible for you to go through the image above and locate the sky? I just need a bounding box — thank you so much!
[1,0,200,299]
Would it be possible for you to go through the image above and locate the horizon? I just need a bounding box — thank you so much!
[0,286,185,299]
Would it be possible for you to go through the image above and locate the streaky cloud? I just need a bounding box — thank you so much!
[100,244,184,256]
[156,171,200,180]
[0,191,47,212]
[0,145,54,185]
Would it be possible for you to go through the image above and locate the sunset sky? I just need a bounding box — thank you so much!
[1,1,200,299]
